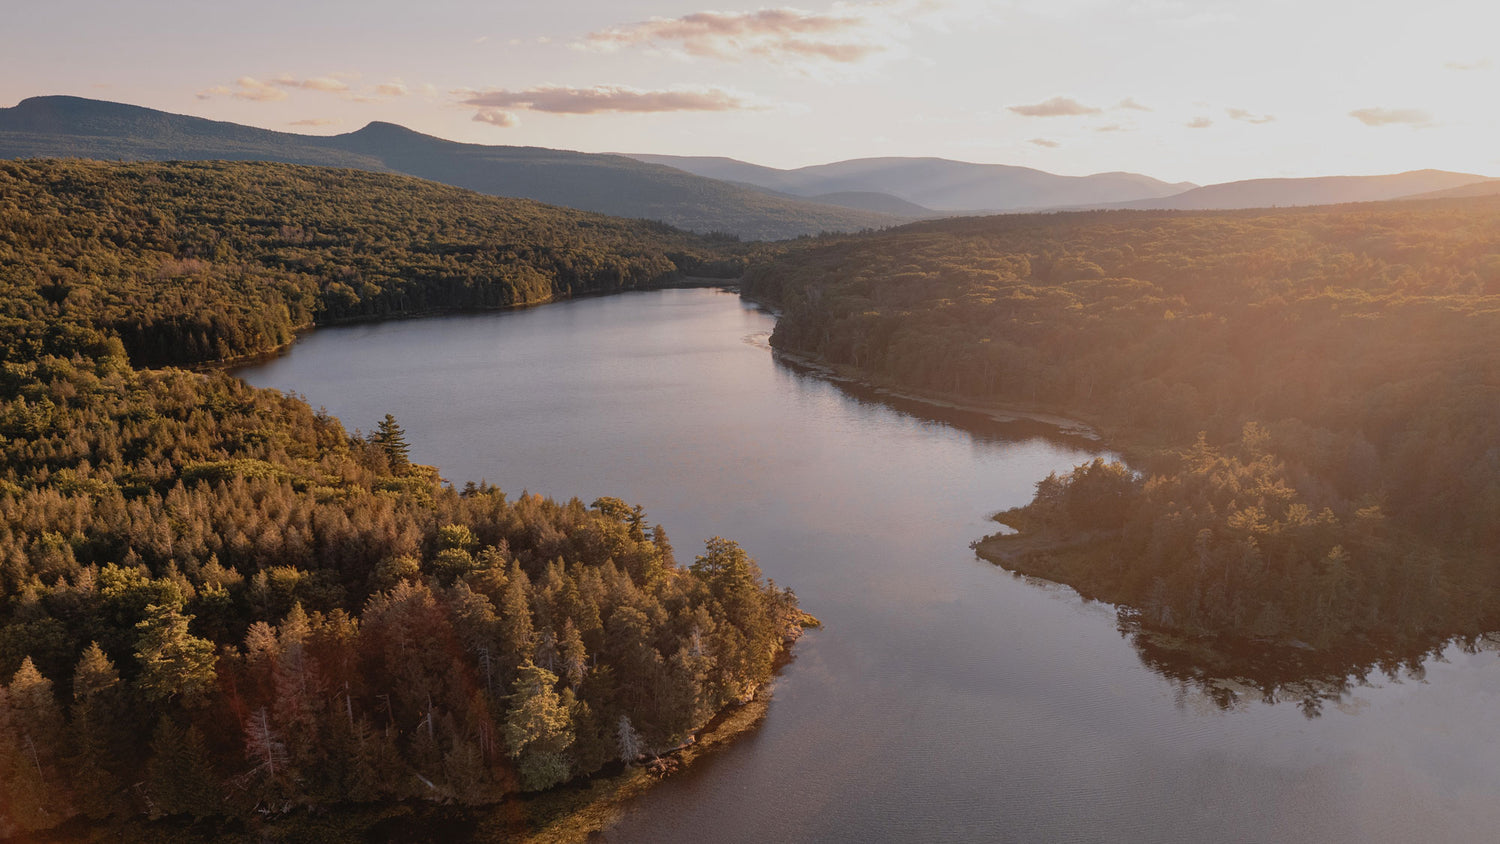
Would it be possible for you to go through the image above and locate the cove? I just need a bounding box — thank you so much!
[236,287,1500,843]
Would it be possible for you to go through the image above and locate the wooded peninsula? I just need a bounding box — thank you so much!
[0,160,806,838]
[744,201,1500,655]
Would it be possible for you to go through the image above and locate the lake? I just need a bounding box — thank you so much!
[237,288,1500,843]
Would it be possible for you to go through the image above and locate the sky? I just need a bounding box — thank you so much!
[4,0,1497,185]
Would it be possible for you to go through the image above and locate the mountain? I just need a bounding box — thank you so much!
[1398,178,1500,201]
[803,191,937,216]
[1109,170,1493,210]
[620,152,1197,211]
[0,95,900,240]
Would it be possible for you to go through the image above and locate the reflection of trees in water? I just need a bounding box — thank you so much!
[772,354,1101,451]
[1116,610,1500,718]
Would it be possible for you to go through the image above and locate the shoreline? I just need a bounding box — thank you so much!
[518,611,819,843]
[770,347,1104,444]
[201,275,744,374]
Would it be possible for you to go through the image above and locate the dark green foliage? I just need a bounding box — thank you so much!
[0,157,749,367]
[749,200,1500,645]
[370,414,411,472]
[0,159,803,831]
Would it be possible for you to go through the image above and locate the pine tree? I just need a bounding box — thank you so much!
[69,643,126,819]
[371,414,411,472]
[134,603,217,704]
[1,657,71,831]
[503,662,573,791]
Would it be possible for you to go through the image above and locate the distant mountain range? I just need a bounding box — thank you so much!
[622,153,1198,212]
[1105,170,1493,210]
[3,96,1494,240]
[0,96,896,240]
[1400,179,1500,201]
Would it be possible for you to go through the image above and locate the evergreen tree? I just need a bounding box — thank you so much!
[371,414,412,472]
[69,643,127,819]
[146,717,222,819]
[503,662,574,791]
[135,603,218,704]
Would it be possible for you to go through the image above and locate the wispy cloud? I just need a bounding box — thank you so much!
[1028,138,1060,148]
[1349,106,1432,127]
[1445,59,1492,71]
[288,118,337,127]
[578,2,932,68]
[472,110,521,128]
[1186,116,1213,129]
[1226,107,1274,124]
[1094,123,1128,132]
[274,74,350,93]
[1116,97,1151,111]
[460,85,755,127]
[1009,96,1101,117]
[200,73,411,103]
[196,77,288,102]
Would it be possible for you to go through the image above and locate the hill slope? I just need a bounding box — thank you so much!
[1399,178,1500,201]
[622,152,1197,211]
[1111,169,1492,210]
[0,158,745,366]
[0,95,899,239]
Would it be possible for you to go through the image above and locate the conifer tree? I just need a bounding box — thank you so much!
[371,414,411,472]
[503,662,573,791]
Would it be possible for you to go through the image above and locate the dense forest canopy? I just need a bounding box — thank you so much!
[0,159,805,836]
[745,200,1500,649]
[0,158,750,367]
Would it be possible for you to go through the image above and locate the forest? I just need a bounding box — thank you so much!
[0,160,807,837]
[744,199,1500,651]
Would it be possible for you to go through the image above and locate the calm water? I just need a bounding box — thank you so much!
[237,289,1500,843]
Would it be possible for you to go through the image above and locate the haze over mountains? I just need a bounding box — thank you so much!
[1105,170,1494,210]
[0,96,895,240]
[3,96,1495,240]
[622,153,1198,212]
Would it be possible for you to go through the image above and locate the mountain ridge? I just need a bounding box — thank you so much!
[0,95,899,240]
[621,152,1198,212]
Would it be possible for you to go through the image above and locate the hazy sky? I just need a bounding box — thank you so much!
[6,0,1496,184]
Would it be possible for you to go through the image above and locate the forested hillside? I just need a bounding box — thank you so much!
[0,158,751,367]
[745,199,1500,649]
[0,160,805,836]
[0,96,900,239]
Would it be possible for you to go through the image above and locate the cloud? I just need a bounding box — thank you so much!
[1116,97,1151,111]
[206,77,288,102]
[1094,123,1128,132]
[578,2,925,66]
[1008,96,1101,117]
[1226,107,1274,124]
[274,75,351,93]
[459,85,752,116]
[1445,59,1492,71]
[1349,106,1432,127]
[289,119,337,127]
[1028,138,1060,148]
[373,81,409,97]
[199,74,365,102]
[1186,116,1213,128]
[473,109,520,128]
